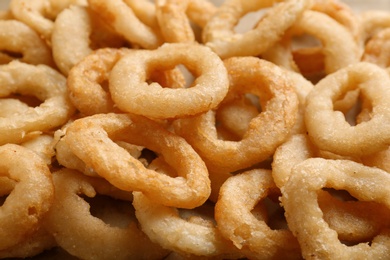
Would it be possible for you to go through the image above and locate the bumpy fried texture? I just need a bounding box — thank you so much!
[0,0,390,259]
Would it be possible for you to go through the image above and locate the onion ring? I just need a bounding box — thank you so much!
[305,62,390,157]
[0,144,54,250]
[0,225,56,259]
[44,168,169,260]
[87,0,163,49]
[61,113,210,209]
[0,60,75,145]
[123,0,159,29]
[55,126,145,178]
[174,56,298,172]
[21,134,55,166]
[360,10,390,44]
[272,134,389,243]
[133,191,243,258]
[155,0,217,43]
[52,5,126,76]
[187,0,217,28]
[10,0,87,43]
[156,0,194,43]
[0,20,53,66]
[202,0,310,59]
[266,10,360,76]
[310,0,361,43]
[109,43,229,119]
[215,169,302,259]
[290,10,360,73]
[51,5,93,76]
[67,47,186,116]
[362,27,390,68]
[281,158,390,259]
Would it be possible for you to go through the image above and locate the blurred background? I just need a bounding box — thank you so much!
[1,0,390,11]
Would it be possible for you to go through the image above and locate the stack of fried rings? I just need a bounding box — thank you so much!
[1,0,390,259]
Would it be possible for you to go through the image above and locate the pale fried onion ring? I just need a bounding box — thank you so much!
[0,61,75,145]
[215,169,302,259]
[281,158,390,259]
[362,28,390,68]
[10,0,87,43]
[305,62,390,156]
[109,43,229,119]
[87,0,163,49]
[156,0,194,43]
[67,48,133,115]
[272,134,390,243]
[174,57,298,172]
[202,0,310,59]
[62,113,211,209]
[44,168,169,260]
[133,191,242,258]
[67,47,187,116]
[0,144,54,250]
[0,20,53,66]
[51,5,93,76]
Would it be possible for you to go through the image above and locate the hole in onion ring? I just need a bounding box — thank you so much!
[138,148,158,166]
[261,197,289,231]
[333,90,371,127]
[0,195,7,207]
[1,50,23,60]
[7,93,43,108]
[291,33,322,51]
[322,188,358,202]
[318,187,390,247]
[177,64,195,88]
[234,8,268,34]
[82,194,136,229]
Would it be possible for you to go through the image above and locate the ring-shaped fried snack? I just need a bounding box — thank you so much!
[360,11,390,44]
[0,61,75,145]
[123,0,159,29]
[186,0,217,28]
[109,43,229,119]
[155,0,217,43]
[44,168,169,260]
[67,47,186,116]
[51,5,93,76]
[272,134,390,243]
[291,10,360,74]
[10,0,87,43]
[0,20,53,66]
[174,57,298,173]
[156,0,194,43]
[0,144,54,250]
[265,10,360,76]
[281,158,390,259]
[52,5,126,76]
[62,113,211,209]
[362,28,390,68]
[215,169,302,259]
[202,0,310,59]
[0,224,56,259]
[133,191,242,258]
[67,48,132,115]
[55,127,145,178]
[87,0,162,49]
[310,0,361,43]
[305,62,390,157]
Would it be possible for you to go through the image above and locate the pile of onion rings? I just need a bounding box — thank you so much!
[0,0,390,259]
